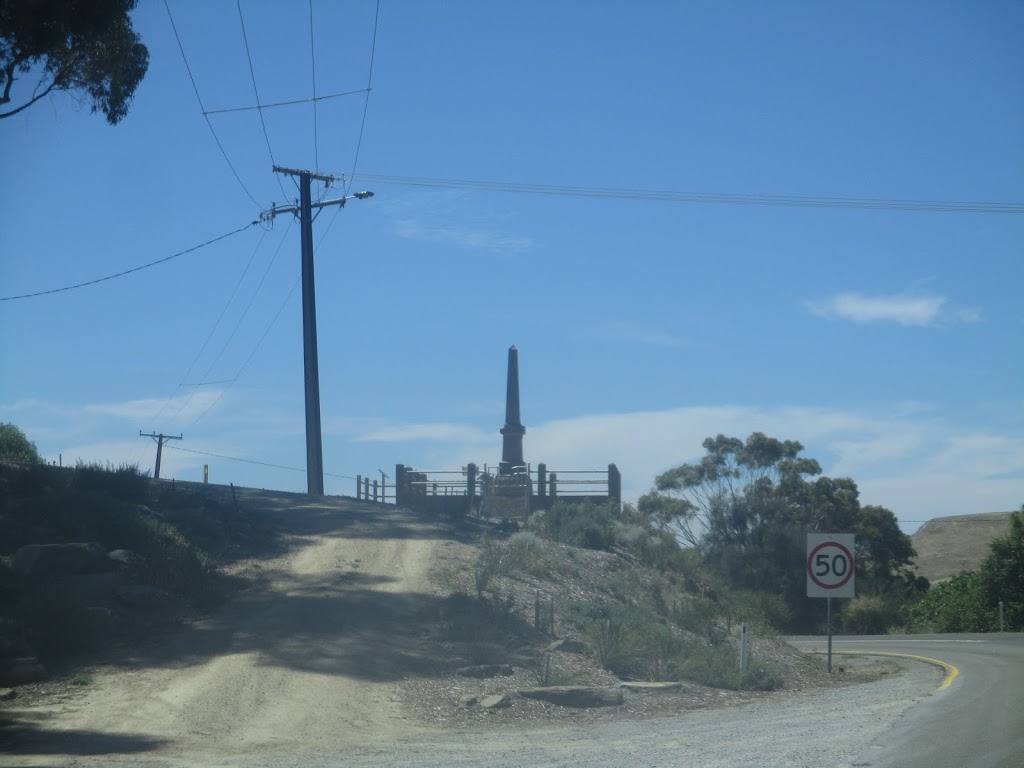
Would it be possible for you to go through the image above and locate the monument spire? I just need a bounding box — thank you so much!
[499,345,525,474]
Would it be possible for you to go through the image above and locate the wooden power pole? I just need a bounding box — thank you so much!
[262,167,373,496]
[139,431,182,480]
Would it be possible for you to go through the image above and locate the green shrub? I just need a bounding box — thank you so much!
[0,423,42,464]
[719,589,791,634]
[72,461,150,504]
[906,571,996,632]
[842,595,901,634]
[529,500,619,550]
[16,585,100,659]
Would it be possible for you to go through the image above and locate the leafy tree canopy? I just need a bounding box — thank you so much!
[907,505,1024,633]
[0,421,41,463]
[639,432,922,631]
[0,0,148,124]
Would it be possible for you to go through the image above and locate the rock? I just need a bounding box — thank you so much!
[12,542,109,578]
[0,688,16,701]
[0,618,29,658]
[619,681,684,692]
[480,694,511,710]
[57,572,123,605]
[85,606,123,625]
[0,657,45,686]
[107,549,143,569]
[116,584,176,611]
[456,664,514,678]
[517,685,624,708]
[461,695,480,707]
[511,645,543,659]
[546,639,587,654]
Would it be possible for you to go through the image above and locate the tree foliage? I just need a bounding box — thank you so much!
[909,505,1024,632]
[639,432,923,632]
[0,0,148,124]
[0,422,41,463]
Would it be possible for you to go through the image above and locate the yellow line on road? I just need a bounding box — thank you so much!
[822,650,959,690]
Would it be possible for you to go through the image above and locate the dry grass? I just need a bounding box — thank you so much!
[911,511,1013,583]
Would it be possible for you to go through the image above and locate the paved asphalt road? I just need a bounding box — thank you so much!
[786,633,1024,768]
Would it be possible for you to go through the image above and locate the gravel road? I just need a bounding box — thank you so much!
[8,657,943,767]
[0,492,948,767]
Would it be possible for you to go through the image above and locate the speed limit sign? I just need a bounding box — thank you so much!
[806,533,855,598]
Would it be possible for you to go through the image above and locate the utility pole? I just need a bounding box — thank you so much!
[263,166,373,496]
[139,431,182,480]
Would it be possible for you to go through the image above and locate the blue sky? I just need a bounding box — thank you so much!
[2,1,1022,532]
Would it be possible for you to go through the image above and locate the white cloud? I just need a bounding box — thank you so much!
[356,422,492,444]
[84,389,226,425]
[957,308,983,323]
[396,219,533,251]
[805,292,946,326]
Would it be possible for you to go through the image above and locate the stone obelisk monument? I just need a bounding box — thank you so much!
[499,345,525,475]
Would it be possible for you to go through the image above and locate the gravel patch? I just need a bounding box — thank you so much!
[28,656,943,768]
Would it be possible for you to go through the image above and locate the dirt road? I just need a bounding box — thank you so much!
[3,491,455,765]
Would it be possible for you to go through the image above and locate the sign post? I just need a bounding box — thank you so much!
[807,533,855,673]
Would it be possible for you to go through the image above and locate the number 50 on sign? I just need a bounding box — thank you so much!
[806,533,855,598]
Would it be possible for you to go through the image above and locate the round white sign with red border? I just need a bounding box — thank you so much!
[806,533,855,598]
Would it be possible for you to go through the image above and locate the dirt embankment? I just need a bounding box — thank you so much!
[911,511,1013,583]
[2,490,457,762]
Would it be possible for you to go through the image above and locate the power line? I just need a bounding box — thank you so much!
[350,173,1024,214]
[309,0,320,179]
[201,88,369,116]
[189,275,299,426]
[346,0,380,194]
[188,199,349,428]
[0,224,256,301]
[237,0,289,201]
[168,219,294,426]
[163,0,264,209]
[165,444,356,479]
[147,227,270,430]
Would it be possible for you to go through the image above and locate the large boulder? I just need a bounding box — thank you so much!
[517,685,624,708]
[480,694,512,710]
[0,617,29,658]
[12,543,109,578]
[107,549,143,569]
[57,572,123,606]
[619,681,684,693]
[116,585,177,611]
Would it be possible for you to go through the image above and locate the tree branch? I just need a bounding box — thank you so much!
[1,54,26,105]
[0,75,61,119]
[0,57,76,120]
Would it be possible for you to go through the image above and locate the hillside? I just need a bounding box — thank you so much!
[911,511,1014,583]
[1,475,847,761]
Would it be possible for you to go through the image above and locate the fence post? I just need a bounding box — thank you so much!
[467,463,477,516]
[537,463,546,499]
[364,476,370,499]
[608,463,621,504]
[357,474,362,500]
[373,479,379,503]
[550,473,557,499]
[396,465,406,507]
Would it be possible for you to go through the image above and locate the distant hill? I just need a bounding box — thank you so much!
[911,511,1014,583]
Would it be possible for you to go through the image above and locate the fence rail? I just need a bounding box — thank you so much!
[355,473,395,504]
[395,462,620,517]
